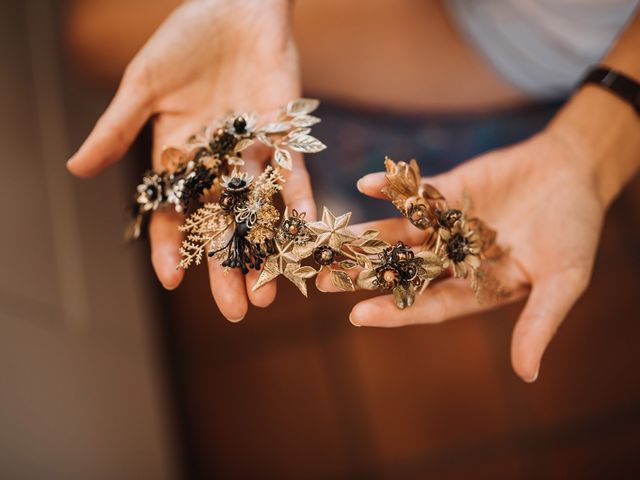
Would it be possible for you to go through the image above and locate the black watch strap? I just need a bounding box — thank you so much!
[581,67,640,115]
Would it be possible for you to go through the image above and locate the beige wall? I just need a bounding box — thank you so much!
[0,1,177,478]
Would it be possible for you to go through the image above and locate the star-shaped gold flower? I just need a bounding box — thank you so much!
[252,240,300,291]
[307,207,357,251]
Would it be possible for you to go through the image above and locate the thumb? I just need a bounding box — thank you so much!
[511,269,589,382]
[67,70,153,178]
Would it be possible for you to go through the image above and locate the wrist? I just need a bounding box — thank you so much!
[546,83,640,208]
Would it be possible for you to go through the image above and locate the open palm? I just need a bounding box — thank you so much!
[67,0,311,321]
[319,132,605,381]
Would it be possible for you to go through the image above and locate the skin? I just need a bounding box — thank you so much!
[317,14,640,381]
[66,0,640,380]
[66,0,314,322]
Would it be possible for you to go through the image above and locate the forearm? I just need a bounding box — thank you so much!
[547,10,640,208]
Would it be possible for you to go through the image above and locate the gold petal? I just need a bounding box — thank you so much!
[294,265,318,279]
[252,260,281,291]
[234,138,254,153]
[453,262,467,278]
[465,254,481,269]
[359,229,380,241]
[356,269,377,290]
[286,98,320,116]
[393,285,415,309]
[333,212,352,230]
[338,259,357,269]
[321,206,334,227]
[315,232,333,247]
[306,220,329,235]
[328,233,356,251]
[286,133,326,153]
[407,159,422,192]
[292,242,315,259]
[283,263,309,297]
[274,148,293,170]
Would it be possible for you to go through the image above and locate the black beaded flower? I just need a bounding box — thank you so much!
[279,209,311,244]
[374,242,422,290]
[437,208,463,229]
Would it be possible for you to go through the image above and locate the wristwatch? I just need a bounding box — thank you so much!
[581,66,640,115]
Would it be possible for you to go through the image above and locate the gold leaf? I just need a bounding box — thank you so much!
[354,253,373,269]
[361,239,387,248]
[285,134,326,153]
[421,183,444,200]
[416,250,444,279]
[358,229,380,241]
[294,265,318,279]
[383,157,420,197]
[286,98,320,116]
[358,238,389,254]
[256,132,274,146]
[234,138,254,153]
[356,269,377,290]
[393,285,415,309]
[289,127,311,136]
[291,115,321,127]
[338,259,357,269]
[330,269,355,291]
[274,148,293,170]
[261,122,290,133]
[472,264,511,305]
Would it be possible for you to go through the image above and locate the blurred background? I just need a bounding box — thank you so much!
[1,1,640,479]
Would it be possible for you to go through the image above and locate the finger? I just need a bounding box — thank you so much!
[245,268,277,308]
[350,279,481,327]
[356,172,387,199]
[316,263,453,293]
[149,208,185,290]
[315,217,436,293]
[67,77,152,177]
[208,258,249,322]
[279,151,317,220]
[350,278,527,327]
[356,171,454,201]
[316,267,360,293]
[510,270,588,383]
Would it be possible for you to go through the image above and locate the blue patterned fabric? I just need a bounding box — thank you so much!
[306,102,560,223]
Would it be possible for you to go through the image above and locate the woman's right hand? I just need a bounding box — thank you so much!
[67,0,314,321]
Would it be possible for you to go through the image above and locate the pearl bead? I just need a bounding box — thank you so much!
[383,270,397,283]
[321,250,333,261]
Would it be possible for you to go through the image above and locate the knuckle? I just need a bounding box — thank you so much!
[122,62,156,102]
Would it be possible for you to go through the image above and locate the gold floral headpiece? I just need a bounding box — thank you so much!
[128,99,507,309]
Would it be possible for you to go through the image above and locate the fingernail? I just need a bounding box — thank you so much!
[349,313,361,327]
[161,280,178,291]
[315,278,327,293]
[226,315,245,323]
[356,179,365,193]
[526,369,539,383]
